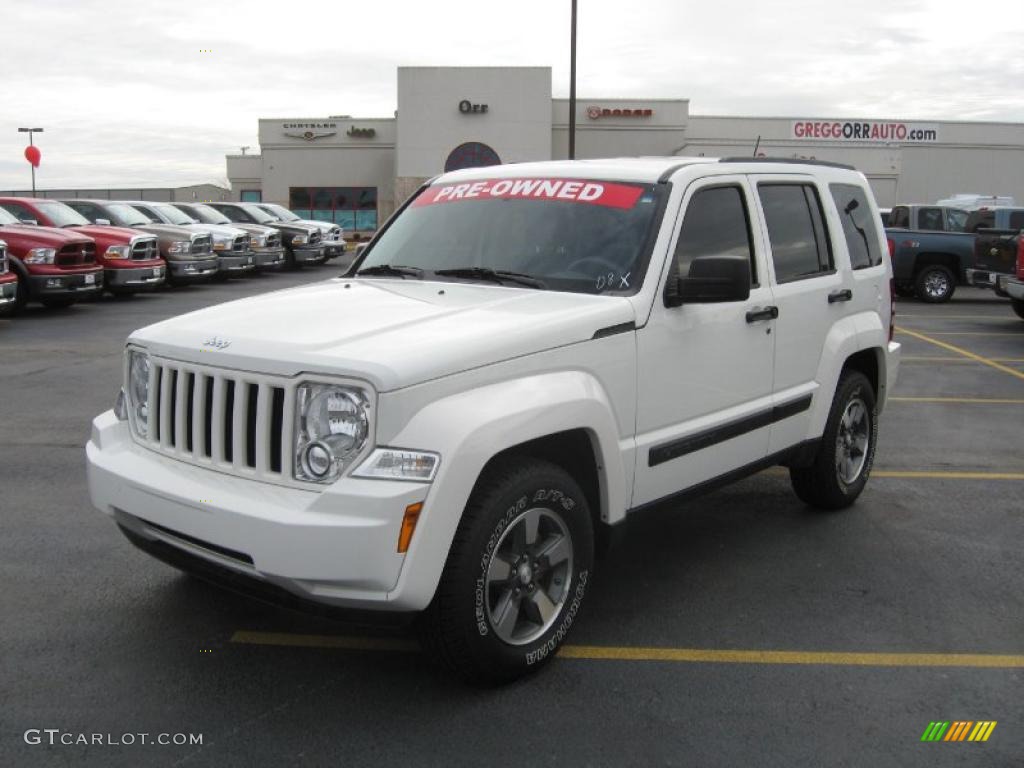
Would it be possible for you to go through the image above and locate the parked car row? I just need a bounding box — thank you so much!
[884,202,1024,303]
[0,198,347,315]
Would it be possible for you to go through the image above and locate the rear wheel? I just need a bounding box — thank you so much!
[418,457,594,685]
[914,264,955,303]
[790,371,878,510]
[1011,299,1024,320]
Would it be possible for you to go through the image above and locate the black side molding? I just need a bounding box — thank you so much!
[648,394,813,467]
[592,321,636,339]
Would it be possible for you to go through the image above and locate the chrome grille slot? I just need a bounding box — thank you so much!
[232,236,248,253]
[132,238,158,261]
[191,235,213,256]
[142,359,292,483]
[266,233,280,248]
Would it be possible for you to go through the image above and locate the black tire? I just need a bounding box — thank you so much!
[914,264,956,303]
[1011,299,1024,321]
[418,457,594,685]
[790,371,878,510]
[284,247,301,270]
[13,277,28,314]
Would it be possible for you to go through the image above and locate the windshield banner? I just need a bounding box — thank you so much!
[413,179,645,209]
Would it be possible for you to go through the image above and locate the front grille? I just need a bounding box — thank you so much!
[309,230,321,245]
[0,245,7,274]
[191,235,213,256]
[131,238,159,261]
[232,236,249,253]
[56,243,88,267]
[265,233,280,248]
[140,360,292,482]
[329,228,342,242]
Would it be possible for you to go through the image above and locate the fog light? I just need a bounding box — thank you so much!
[46,278,63,288]
[304,442,333,478]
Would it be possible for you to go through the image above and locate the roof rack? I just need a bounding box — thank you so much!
[718,157,856,171]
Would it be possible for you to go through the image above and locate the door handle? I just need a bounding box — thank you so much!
[745,306,779,323]
[828,289,853,303]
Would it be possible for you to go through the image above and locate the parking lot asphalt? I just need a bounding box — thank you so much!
[1,277,1021,768]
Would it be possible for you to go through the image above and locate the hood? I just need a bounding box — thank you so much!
[133,223,198,241]
[227,223,279,238]
[70,224,142,243]
[299,219,337,233]
[181,223,247,238]
[273,220,318,235]
[130,279,635,392]
[0,223,93,249]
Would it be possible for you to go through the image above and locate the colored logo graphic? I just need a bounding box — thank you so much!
[921,721,997,742]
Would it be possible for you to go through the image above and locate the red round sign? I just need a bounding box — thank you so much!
[24,145,41,167]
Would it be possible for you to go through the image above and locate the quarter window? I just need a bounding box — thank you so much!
[945,208,968,232]
[673,185,756,286]
[917,207,944,231]
[759,183,833,282]
[829,183,883,269]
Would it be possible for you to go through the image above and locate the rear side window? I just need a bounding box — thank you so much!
[945,209,968,232]
[673,185,756,286]
[758,183,833,282]
[917,207,944,231]
[889,207,910,228]
[1009,211,1024,230]
[829,183,884,270]
[966,211,995,232]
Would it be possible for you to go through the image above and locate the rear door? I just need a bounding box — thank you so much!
[750,176,848,454]
[632,176,776,507]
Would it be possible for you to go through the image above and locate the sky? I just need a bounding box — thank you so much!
[2,0,1023,189]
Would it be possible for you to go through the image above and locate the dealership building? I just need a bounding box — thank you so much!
[226,66,1024,233]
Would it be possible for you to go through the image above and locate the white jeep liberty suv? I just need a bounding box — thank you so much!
[87,157,900,683]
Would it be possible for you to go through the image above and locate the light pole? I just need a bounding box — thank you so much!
[568,0,577,160]
[18,127,44,196]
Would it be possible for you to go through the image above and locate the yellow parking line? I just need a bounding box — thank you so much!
[889,396,1024,404]
[897,315,1014,320]
[872,470,1024,480]
[901,356,1024,363]
[896,326,1024,382]
[897,330,1021,336]
[229,631,1024,669]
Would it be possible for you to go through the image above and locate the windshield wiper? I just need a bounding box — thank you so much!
[433,267,546,289]
[356,264,424,279]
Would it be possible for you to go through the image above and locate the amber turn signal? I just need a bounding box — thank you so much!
[397,502,424,553]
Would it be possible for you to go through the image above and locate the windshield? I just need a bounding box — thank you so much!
[239,204,276,224]
[262,203,300,222]
[106,203,152,227]
[359,178,663,294]
[153,203,198,226]
[188,204,232,225]
[36,202,90,227]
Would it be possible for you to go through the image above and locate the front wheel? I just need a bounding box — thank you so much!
[1011,299,1024,321]
[790,371,878,510]
[418,457,594,684]
[915,264,956,303]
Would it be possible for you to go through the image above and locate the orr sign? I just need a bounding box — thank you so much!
[792,120,939,143]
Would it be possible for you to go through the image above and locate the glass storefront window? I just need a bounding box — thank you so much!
[240,190,263,203]
[288,186,377,230]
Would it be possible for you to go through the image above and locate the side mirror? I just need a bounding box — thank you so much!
[665,255,751,307]
[20,218,39,226]
[95,218,111,226]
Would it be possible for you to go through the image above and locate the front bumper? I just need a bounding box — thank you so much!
[106,263,166,288]
[293,245,326,264]
[1002,276,1024,301]
[0,278,16,306]
[167,257,219,280]
[216,252,258,273]
[87,411,430,610]
[323,241,345,259]
[252,246,286,269]
[28,271,103,297]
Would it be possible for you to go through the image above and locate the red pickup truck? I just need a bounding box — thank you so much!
[0,206,103,310]
[0,198,165,295]
[0,239,18,316]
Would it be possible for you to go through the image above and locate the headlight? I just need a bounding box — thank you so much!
[353,449,439,482]
[291,235,308,245]
[24,247,56,264]
[104,244,131,259]
[126,349,151,438]
[168,241,190,255]
[294,383,369,483]
[211,234,233,251]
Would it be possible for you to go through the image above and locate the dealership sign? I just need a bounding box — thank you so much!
[792,120,939,142]
[587,106,653,119]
